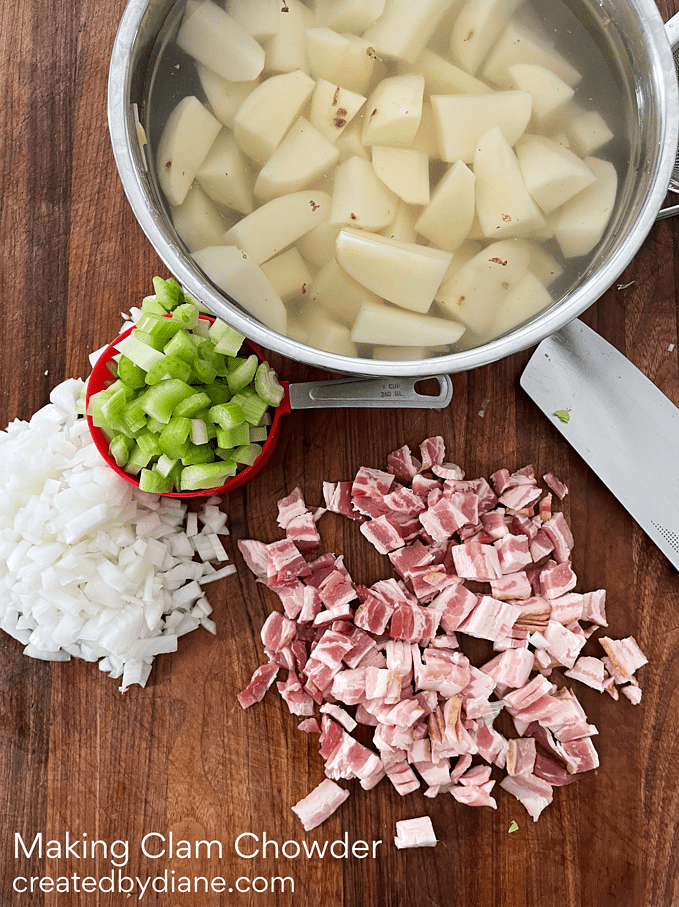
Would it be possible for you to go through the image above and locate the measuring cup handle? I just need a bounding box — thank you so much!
[287,375,453,410]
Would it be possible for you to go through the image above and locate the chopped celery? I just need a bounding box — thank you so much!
[182,442,216,466]
[158,416,192,460]
[255,361,285,406]
[164,329,198,363]
[192,357,217,384]
[145,354,193,386]
[140,295,167,316]
[190,419,209,446]
[126,444,155,475]
[216,422,250,449]
[175,391,212,418]
[179,462,237,491]
[171,303,200,330]
[205,380,232,405]
[140,379,194,423]
[109,434,133,467]
[227,354,258,394]
[209,401,245,431]
[209,320,245,356]
[153,275,184,310]
[156,454,179,478]
[233,443,262,466]
[139,466,174,494]
[231,388,269,426]
[136,430,163,459]
[249,425,268,443]
[115,333,165,370]
[117,355,147,390]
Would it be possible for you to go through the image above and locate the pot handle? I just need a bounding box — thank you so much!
[657,13,679,220]
[287,374,453,410]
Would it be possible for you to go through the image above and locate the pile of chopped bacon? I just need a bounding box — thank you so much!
[237,437,647,827]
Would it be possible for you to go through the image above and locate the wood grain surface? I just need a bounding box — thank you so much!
[2,1,679,905]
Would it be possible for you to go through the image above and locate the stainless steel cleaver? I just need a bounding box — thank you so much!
[520,318,679,570]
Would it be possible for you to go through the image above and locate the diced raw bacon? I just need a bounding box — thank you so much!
[323,480,362,520]
[394,816,438,849]
[408,564,459,602]
[277,487,308,529]
[354,591,393,636]
[621,683,643,705]
[503,674,555,715]
[416,651,471,698]
[285,512,321,552]
[383,484,426,517]
[360,514,406,554]
[261,611,297,655]
[388,539,435,580]
[548,592,583,623]
[491,468,511,494]
[389,599,439,644]
[599,636,647,682]
[298,717,322,734]
[291,778,349,831]
[533,752,574,786]
[451,783,497,809]
[543,472,568,500]
[433,462,466,480]
[237,663,280,709]
[499,483,542,511]
[319,569,357,611]
[278,670,316,716]
[506,737,537,776]
[364,666,402,703]
[467,721,508,768]
[420,436,446,470]
[351,466,394,518]
[319,702,357,732]
[490,571,532,601]
[265,538,310,587]
[343,626,378,669]
[529,527,554,562]
[541,512,574,562]
[495,534,532,574]
[272,580,306,620]
[542,619,586,669]
[432,583,480,634]
[581,589,608,626]
[419,496,467,542]
[539,559,577,599]
[482,647,535,691]
[330,668,368,705]
[500,773,553,822]
[452,541,502,581]
[458,596,520,642]
[481,508,509,539]
[387,444,422,483]
[565,656,606,692]
[538,492,552,524]
[560,736,599,774]
[237,538,268,579]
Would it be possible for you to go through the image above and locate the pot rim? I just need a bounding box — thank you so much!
[108,0,679,377]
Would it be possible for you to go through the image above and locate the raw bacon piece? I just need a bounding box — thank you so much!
[581,589,608,626]
[387,444,422,483]
[458,596,521,642]
[491,468,511,494]
[541,512,574,563]
[499,484,542,512]
[542,619,586,669]
[323,480,362,520]
[565,656,606,692]
[420,436,446,470]
[237,663,280,709]
[360,514,406,554]
[265,538,310,587]
[495,534,532,574]
[500,773,553,821]
[506,738,537,776]
[548,592,584,624]
[490,571,532,601]
[599,636,647,682]
[452,541,502,581]
[237,538,268,580]
[539,559,577,599]
[543,472,568,500]
[481,647,534,692]
[285,512,321,552]
[388,539,435,581]
[277,487,308,529]
[261,611,297,655]
[291,778,349,831]
[408,564,459,602]
[351,466,394,518]
[451,783,497,809]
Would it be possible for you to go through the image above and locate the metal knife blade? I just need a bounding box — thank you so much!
[520,318,679,570]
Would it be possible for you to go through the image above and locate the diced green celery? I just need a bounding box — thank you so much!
[209,401,245,430]
[158,416,192,460]
[125,444,155,475]
[115,332,166,369]
[181,442,215,465]
[138,466,175,494]
[109,434,134,468]
[249,425,268,443]
[193,357,218,384]
[210,321,246,356]
[117,355,147,389]
[216,422,250,449]
[138,312,184,348]
[140,295,167,316]
[122,398,147,434]
[136,430,163,459]
[204,380,232,405]
[171,302,200,330]
[214,447,236,461]
[231,388,269,426]
[179,461,237,491]
[175,391,212,418]
[233,443,262,466]
[190,419,209,446]
[101,382,132,422]
[227,356,247,372]
[140,379,194,423]
[255,360,285,406]
[164,329,198,363]
[227,354,258,394]
[156,454,179,478]
[145,354,193,386]
[153,276,184,311]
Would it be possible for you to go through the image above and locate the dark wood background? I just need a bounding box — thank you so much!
[2,1,679,904]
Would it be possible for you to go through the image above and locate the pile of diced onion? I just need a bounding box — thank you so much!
[237,437,647,828]
[0,376,235,691]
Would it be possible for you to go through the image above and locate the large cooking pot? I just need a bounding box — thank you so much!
[108,0,679,377]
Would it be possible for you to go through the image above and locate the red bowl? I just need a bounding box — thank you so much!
[85,316,291,497]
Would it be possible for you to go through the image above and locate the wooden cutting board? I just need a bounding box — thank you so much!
[2,1,679,904]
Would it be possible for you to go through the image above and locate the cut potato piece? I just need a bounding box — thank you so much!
[363,0,461,64]
[254,117,340,201]
[551,157,617,258]
[436,239,531,334]
[223,190,332,264]
[309,79,367,143]
[264,0,313,74]
[411,49,492,96]
[197,129,255,215]
[410,103,439,158]
[352,299,465,347]
[372,146,430,206]
[156,97,222,207]
[260,248,312,302]
[171,184,237,253]
[309,259,382,327]
[336,228,452,313]
[296,221,342,269]
[176,0,265,83]
[303,309,359,357]
[482,20,582,89]
[415,159,475,251]
[561,106,614,157]
[335,118,371,162]
[192,245,287,334]
[306,29,376,95]
[474,127,545,238]
[313,0,386,33]
[224,0,280,41]
[450,0,524,76]
[362,74,425,148]
[431,91,532,163]
[523,242,564,287]
[380,200,420,244]
[197,65,259,129]
[515,135,596,215]
[508,63,574,124]
[330,156,397,230]
[487,270,552,340]
[233,70,315,165]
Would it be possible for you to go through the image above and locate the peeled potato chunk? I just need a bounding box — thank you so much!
[303,308,359,357]
[508,63,574,124]
[372,146,430,206]
[156,97,222,207]
[225,0,281,41]
[260,248,312,302]
[482,20,582,90]
[412,49,492,96]
[436,239,531,334]
[192,245,287,334]
[487,270,552,340]
[171,184,236,253]
[233,70,315,165]
[196,65,259,129]
[197,128,255,214]
[431,91,532,163]
[264,0,313,74]
[474,126,545,239]
[515,135,596,215]
[254,116,340,201]
[449,0,524,76]
[362,74,425,148]
[224,190,332,264]
[363,0,461,64]
[330,156,398,230]
[561,106,614,157]
[551,157,617,258]
[309,258,383,327]
[381,200,420,244]
[306,28,376,95]
[313,0,386,33]
[309,79,367,143]
[415,159,475,251]
[176,0,265,82]
[336,227,452,313]
[352,299,466,347]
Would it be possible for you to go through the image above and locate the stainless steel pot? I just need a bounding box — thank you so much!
[108,0,679,377]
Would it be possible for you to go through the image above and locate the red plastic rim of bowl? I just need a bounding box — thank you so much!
[85,316,291,498]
